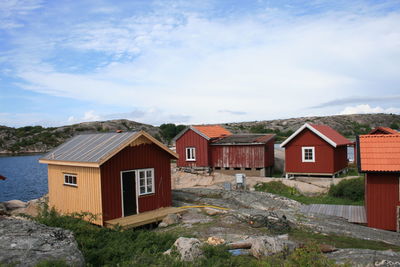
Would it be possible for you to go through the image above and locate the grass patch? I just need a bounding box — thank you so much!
[290,228,400,252]
[254,181,364,205]
[33,206,344,266]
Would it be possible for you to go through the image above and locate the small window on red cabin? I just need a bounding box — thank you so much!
[186,147,196,161]
[302,147,315,162]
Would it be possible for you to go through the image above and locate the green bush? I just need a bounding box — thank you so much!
[284,242,338,267]
[329,177,364,201]
[254,181,300,196]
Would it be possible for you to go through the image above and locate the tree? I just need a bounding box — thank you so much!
[159,124,186,145]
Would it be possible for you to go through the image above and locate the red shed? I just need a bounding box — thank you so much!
[281,123,352,178]
[40,131,178,226]
[174,125,232,169]
[358,134,400,231]
[210,134,275,176]
[174,125,275,176]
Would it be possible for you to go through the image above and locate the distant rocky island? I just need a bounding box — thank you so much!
[0,113,399,154]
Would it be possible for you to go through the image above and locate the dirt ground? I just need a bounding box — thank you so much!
[172,168,359,195]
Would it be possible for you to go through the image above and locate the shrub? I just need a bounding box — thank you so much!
[254,181,300,196]
[284,242,338,267]
[329,177,364,201]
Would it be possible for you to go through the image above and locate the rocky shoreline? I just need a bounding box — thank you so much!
[0,195,85,266]
[2,189,400,266]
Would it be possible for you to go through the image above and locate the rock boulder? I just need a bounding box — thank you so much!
[0,217,84,266]
[4,200,27,210]
[164,237,204,261]
[249,235,297,259]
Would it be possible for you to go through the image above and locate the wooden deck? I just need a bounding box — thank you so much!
[105,207,185,229]
[300,204,367,224]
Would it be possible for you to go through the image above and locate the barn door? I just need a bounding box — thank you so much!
[121,171,137,217]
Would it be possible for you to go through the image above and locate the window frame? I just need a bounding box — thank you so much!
[302,146,315,162]
[185,147,196,161]
[63,173,77,187]
[137,168,155,196]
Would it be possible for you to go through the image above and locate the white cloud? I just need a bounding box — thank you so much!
[83,110,100,121]
[4,1,400,125]
[0,0,43,29]
[339,104,400,115]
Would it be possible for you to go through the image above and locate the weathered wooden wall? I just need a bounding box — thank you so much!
[47,164,103,225]
[210,144,270,168]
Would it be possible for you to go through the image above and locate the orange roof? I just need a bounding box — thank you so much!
[359,134,400,172]
[310,124,351,146]
[192,125,232,139]
[369,127,399,135]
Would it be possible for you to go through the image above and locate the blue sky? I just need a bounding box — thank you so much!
[1,0,400,127]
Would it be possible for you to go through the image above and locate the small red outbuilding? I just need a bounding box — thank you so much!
[280,123,352,178]
[40,131,178,226]
[358,134,400,231]
[174,125,275,176]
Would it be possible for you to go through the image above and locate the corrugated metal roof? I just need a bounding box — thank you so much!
[41,132,138,163]
[211,134,274,145]
[359,134,400,172]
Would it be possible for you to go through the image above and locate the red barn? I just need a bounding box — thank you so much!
[174,125,275,176]
[280,123,352,178]
[40,131,178,226]
[358,134,400,231]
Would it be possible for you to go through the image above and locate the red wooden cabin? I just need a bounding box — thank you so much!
[358,134,400,231]
[174,125,275,176]
[40,131,178,226]
[280,123,352,178]
[174,125,232,168]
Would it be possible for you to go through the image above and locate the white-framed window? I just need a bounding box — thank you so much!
[138,168,154,195]
[64,174,77,186]
[186,147,196,161]
[302,147,315,162]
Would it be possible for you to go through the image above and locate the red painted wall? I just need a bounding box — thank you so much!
[334,146,348,172]
[176,129,209,167]
[265,140,275,167]
[100,143,173,223]
[210,145,264,168]
[366,173,399,231]
[285,129,347,174]
[210,139,274,168]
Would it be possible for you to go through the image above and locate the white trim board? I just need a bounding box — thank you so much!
[280,123,338,148]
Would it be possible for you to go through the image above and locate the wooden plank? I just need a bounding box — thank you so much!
[105,207,185,229]
[301,204,367,224]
